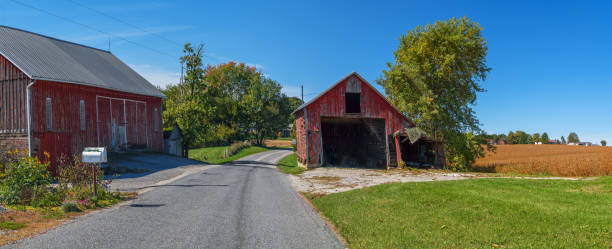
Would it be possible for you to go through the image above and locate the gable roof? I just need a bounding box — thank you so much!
[0,26,165,98]
[293,72,413,124]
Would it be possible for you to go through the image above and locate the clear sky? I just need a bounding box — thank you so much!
[2,0,611,143]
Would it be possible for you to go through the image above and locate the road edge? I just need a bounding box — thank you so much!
[296,191,348,248]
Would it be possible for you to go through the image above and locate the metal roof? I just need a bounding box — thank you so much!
[0,26,165,98]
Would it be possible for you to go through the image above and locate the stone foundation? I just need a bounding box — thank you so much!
[0,134,28,152]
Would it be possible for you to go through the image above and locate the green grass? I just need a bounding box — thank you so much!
[277,153,304,175]
[309,177,612,249]
[189,145,270,164]
[0,221,26,230]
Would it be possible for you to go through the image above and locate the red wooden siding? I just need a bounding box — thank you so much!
[29,80,163,170]
[296,73,411,167]
[0,55,28,134]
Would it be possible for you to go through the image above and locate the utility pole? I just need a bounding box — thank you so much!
[301,85,304,102]
[108,36,111,52]
[180,62,184,84]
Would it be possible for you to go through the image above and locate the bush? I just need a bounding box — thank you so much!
[57,155,103,190]
[30,188,62,208]
[0,150,52,205]
[61,201,81,213]
[223,141,252,158]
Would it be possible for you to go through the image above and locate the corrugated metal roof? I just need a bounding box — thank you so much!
[0,26,165,98]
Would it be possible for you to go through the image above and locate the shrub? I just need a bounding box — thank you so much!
[61,201,81,213]
[30,188,62,208]
[57,155,103,190]
[223,141,252,158]
[0,150,52,205]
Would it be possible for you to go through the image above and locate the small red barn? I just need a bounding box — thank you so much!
[0,26,164,170]
[294,72,439,169]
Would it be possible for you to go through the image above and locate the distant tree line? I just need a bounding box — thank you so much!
[477,131,584,145]
[162,43,302,155]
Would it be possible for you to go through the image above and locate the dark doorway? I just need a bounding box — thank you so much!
[345,93,361,114]
[321,117,386,168]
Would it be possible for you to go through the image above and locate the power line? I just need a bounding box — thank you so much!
[64,0,183,47]
[9,0,177,58]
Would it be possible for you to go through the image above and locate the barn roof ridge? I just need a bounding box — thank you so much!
[292,72,413,124]
[0,25,111,54]
[0,25,165,98]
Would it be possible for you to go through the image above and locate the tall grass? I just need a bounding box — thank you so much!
[473,144,612,176]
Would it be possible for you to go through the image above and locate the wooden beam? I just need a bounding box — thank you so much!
[394,136,402,169]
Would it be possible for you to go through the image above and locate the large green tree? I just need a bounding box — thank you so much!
[163,43,213,156]
[541,132,550,144]
[532,133,540,143]
[568,132,580,143]
[377,17,491,170]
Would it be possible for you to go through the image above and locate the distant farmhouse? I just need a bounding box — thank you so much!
[0,26,164,171]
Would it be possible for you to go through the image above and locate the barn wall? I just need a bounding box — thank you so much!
[303,75,411,167]
[30,80,163,169]
[0,55,28,134]
[294,110,307,167]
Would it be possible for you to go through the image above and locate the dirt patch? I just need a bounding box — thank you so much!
[0,208,83,246]
[289,167,478,194]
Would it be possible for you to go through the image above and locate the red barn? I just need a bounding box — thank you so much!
[0,26,164,170]
[293,72,442,169]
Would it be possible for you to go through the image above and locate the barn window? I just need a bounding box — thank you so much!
[345,93,361,114]
[154,108,159,132]
[45,97,52,131]
[79,100,85,131]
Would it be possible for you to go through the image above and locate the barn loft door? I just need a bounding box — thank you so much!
[345,76,361,114]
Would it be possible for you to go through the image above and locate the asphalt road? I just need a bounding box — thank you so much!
[4,150,343,249]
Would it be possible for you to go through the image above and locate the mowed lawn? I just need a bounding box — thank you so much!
[189,145,269,164]
[277,153,304,175]
[310,177,612,249]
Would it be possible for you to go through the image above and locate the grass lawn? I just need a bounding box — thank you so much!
[309,177,612,249]
[189,145,270,164]
[277,153,304,175]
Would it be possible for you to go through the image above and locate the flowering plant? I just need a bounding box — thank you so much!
[0,149,52,204]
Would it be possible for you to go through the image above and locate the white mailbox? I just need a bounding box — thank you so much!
[82,147,107,163]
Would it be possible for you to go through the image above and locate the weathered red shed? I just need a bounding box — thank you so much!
[0,26,164,170]
[294,72,420,169]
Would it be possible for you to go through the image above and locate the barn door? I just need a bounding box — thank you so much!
[96,97,111,149]
[110,99,126,151]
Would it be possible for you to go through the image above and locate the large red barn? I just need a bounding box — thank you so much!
[293,72,441,169]
[0,26,164,170]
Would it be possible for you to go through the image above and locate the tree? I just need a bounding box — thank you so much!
[568,132,580,143]
[601,140,607,146]
[541,132,550,144]
[377,17,491,170]
[561,136,566,144]
[532,133,540,143]
[163,43,213,156]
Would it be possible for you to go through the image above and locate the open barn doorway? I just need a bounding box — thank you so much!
[321,117,387,168]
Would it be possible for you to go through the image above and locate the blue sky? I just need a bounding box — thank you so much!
[2,0,611,143]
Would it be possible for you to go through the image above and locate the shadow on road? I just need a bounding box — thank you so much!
[129,203,166,208]
[136,184,230,190]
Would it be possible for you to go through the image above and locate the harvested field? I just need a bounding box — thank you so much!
[263,139,292,148]
[474,144,612,177]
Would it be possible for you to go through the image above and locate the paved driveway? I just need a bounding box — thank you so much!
[4,150,343,249]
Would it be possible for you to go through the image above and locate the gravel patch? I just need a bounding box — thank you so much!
[289,168,478,194]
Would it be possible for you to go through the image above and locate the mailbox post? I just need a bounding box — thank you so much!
[82,147,107,198]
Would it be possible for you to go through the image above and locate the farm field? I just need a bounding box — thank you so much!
[473,144,612,177]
